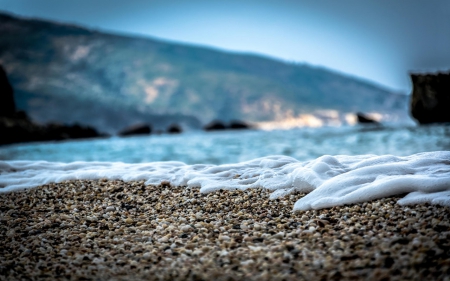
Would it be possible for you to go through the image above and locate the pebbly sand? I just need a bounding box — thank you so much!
[1,179,449,280]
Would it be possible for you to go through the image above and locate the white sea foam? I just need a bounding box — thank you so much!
[0,151,449,211]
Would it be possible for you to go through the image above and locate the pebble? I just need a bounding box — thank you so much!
[0,179,449,281]
[180,225,192,232]
[272,232,284,239]
[218,234,231,241]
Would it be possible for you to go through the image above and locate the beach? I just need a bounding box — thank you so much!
[1,179,449,280]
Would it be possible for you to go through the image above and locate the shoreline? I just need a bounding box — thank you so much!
[1,179,449,280]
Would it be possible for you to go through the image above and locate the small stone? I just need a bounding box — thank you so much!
[158,236,169,243]
[272,232,284,239]
[180,225,192,232]
[161,180,171,187]
[86,216,98,222]
[219,235,231,241]
[241,259,255,265]
[193,249,203,256]
[21,249,32,256]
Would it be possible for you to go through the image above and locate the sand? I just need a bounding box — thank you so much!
[1,179,449,280]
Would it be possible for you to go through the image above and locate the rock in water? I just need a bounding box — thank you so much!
[203,120,227,131]
[356,112,379,124]
[118,124,152,136]
[0,65,16,117]
[229,120,252,130]
[204,120,252,131]
[167,124,182,134]
[410,72,450,124]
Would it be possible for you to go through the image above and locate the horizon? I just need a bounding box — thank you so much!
[1,0,449,93]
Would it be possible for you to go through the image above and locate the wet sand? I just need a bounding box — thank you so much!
[1,179,449,280]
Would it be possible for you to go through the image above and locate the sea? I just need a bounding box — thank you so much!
[1,124,450,211]
[1,124,449,164]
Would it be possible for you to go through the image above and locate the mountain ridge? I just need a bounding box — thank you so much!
[0,12,409,133]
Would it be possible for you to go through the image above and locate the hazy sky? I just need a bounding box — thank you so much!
[1,0,449,92]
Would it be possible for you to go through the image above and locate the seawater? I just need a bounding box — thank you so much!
[1,124,449,164]
[1,124,449,211]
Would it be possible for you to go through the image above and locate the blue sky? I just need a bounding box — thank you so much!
[1,0,449,92]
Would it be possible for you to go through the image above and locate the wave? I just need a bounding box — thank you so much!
[1,151,449,211]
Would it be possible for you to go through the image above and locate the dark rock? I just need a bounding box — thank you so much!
[203,120,253,131]
[118,124,152,136]
[0,64,107,145]
[0,118,106,145]
[160,180,171,188]
[0,117,43,145]
[229,120,251,130]
[356,112,379,124]
[14,110,30,120]
[410,72,450,124]
[45,123,105,140]
[0,65,16,117]
[203,120,227,131]
[167,124,182,134]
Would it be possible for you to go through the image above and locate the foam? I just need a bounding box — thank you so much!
[1,151,449,211]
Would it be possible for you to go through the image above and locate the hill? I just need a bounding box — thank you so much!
[0,13,408,133]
